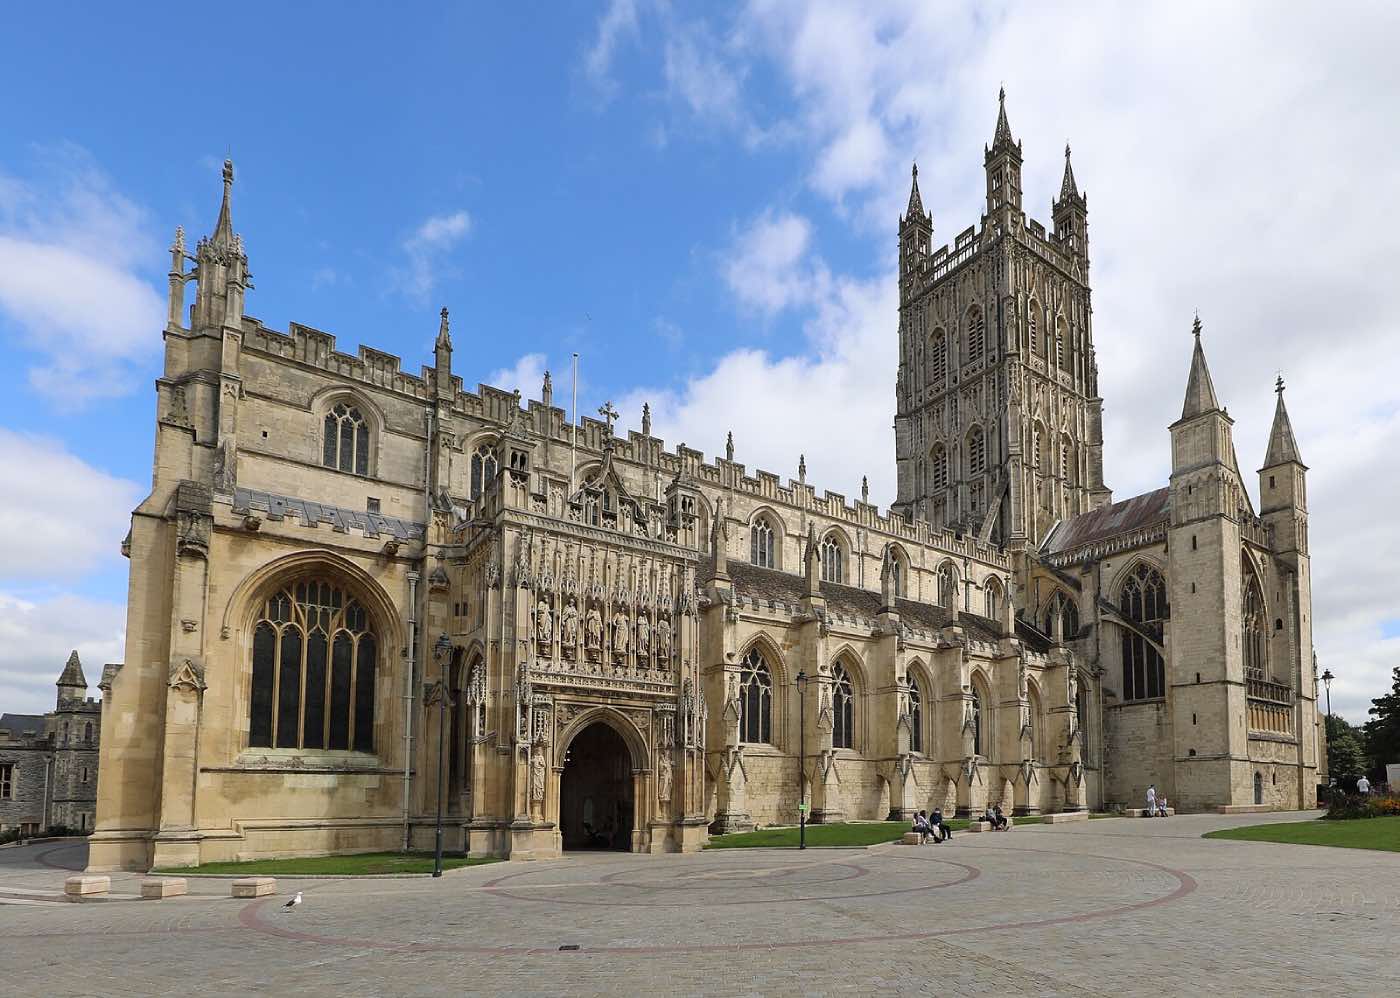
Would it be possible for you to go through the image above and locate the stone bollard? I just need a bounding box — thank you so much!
[64,875,110,900]
[141,878,188,899]
[231,876,277,898]
[966,821,992,833]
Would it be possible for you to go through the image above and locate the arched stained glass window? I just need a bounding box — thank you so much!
[907,673,924,754]
[1042,590,1080,641]
[470,443,499,500]
[971,686,984,756]
[738,648,772,744]
[820,534,844,584]
[750,518,776,568]
[249,578,377,752]
[832,663,855,749]
[1243,567,1267,682]
[323,403,369,476]
[1120,564,1167,701]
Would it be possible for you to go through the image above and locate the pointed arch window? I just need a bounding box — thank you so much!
[907,674,924,754]
[1027,302,1039,354]
[984,578,1003,620]
[1243,568,1268,682]
[738,648,772,744]
[323,403,369,476]
[819,534,844,584]
[937,562,958,608]
[1056,317,1070,371]
[1120,564,1167,701]
[1042,590,1080,641]
[249,578,378,752]
[931,446,948,491]
[1027,686,1044,761]
[470,443,499,500]
[967,308,986,363]
[832,663,855,749]
[930,330,947,384]
[887,547,907,598]
[750,517,776,569]
[971,686,984,756]
[968,426,987,476]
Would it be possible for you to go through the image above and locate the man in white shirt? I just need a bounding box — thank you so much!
[1146,784,1157,817]
[1357,775,1371,795]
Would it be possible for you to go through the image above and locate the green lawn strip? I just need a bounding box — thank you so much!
[706,816,1047,849]
[155,851,500,876]
[1203,816,1400,853]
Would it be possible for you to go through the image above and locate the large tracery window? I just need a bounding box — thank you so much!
[930,330,947,384]
[469,443,499,500]
[750,518,776,568]
[971,686,984,756]
[937,562,958,608]
[967,308,985,362]
[1119,564,1167,701]
[323,403,369,476]
[738,649,773,744]
[249,579,377,752]
[907,674,924,754]
[1243,568,1267,681]
[832,663,855,749]
[820,534,844,584]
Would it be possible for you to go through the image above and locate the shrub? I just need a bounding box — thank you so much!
[0,828,21,845]
[1371,796,1400,817]
[1324,794,1375,820]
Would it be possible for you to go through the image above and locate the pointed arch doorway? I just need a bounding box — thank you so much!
[559,721,636,851]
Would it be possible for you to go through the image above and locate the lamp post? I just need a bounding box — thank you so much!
[796,670,808,850]
[1321,668,1334,723]
[432,632,454,878]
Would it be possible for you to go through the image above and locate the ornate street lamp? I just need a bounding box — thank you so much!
[1321,668,1334,723]
[796,670,808,850]
[432,632,454,878]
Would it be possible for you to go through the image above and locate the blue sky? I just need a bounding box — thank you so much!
[2,2,1398,722]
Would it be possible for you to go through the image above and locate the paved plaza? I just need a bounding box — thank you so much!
[1,812,1396,996]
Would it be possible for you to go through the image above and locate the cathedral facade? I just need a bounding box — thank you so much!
[89,96,1323,872]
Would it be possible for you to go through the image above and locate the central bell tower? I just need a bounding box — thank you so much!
[893,90,1110,550]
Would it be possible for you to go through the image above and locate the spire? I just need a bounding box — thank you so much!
[212,159,235,249]
[1264,377,1304,466]
[436,306,452,349]
[991,86,1016,151]
[57,650,88,692]
[1180,313,1222,419]
[1059,143,1079,200]
[905,162,925,219]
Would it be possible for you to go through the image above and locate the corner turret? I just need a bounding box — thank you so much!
[1052,143,1089,267]
[1259,376,1308,559]
[984,88,1023,222]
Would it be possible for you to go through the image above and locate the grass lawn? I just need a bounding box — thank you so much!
[706,815,1048,849]
[1203,816,1400,853]
[155,851,501,876]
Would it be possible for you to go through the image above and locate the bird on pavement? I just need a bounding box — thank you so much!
[281,891,303,911]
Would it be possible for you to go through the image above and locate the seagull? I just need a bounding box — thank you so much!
[281,891,303,911]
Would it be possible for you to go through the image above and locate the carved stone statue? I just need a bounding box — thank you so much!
[636,616,651,657]
[585,607,603,650]
[612,612,630,656]
[560,600,579,651]
[530,750,546,803]
[1018,660,1029,699]
[657,755,672,802]
[535,599,553,645]
[656,617,672,662]
[1067,666,1078,705]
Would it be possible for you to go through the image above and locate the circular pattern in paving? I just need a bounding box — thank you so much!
[237,844,1198,956]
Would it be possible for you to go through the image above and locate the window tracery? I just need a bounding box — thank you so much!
[738,648,772,744]
[1120,564,1167,701]
[750,517,776,568]
[323,402,369,476]
[832,662,855,749]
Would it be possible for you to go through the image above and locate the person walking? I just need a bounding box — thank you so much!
[1357,774,1371,796]
[1146,784,1157,817]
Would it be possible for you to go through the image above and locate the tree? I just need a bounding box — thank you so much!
[1325,714,1367,781]
[1363,665,1400,780]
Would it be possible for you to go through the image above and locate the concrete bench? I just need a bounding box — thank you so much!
[1044,811,1089,823]
[231,877,277,898]
[1216,804,1271,814]
[64,875,110,899]
[1127,807,1175,817]
[967,817,1013,832]
[141,878,188,899]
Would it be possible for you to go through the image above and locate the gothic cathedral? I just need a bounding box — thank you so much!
[88,95,1324,872]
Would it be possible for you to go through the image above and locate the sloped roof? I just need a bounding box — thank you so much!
[0,713,45,736]
[723,562,1049,651]
[1042,488,1171,558]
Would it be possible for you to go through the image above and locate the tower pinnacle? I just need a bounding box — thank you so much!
[991,86,1016,151]
[905,161,925,218]
[1181,314,1221,419]
[1060,143,1079,200]
[436,306,452,349]
[212,159,235,249]
[1264,377,1304,466]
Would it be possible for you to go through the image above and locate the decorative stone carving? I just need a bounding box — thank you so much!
[535,599,553,645]
[585,607,603,651]
[168,658,206,693]
[657,754,672,802]
[611,612,630,657]
[515,664,532,742]
[530,749,546,803]
[655,617,672,663]
[560,600,579,654]
[635,616,650,657]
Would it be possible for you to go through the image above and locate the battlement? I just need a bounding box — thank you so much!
[242,319,437,400]
[906,212,1080,300]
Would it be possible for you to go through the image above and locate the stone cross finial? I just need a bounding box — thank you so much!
[598,400,619,434]
[1275,373,1285,394]
[725,431,734,462]
[1192,311,1202,338]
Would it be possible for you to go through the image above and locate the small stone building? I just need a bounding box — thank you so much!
[0,652,102,836]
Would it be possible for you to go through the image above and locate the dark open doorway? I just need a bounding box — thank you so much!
[559,721,634,851]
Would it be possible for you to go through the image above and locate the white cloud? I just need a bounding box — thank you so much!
[0,428,142,582]
[395,210,471,302]
[722,210,828,314]
[0,592,125,714]
[486,352,549,399]
[0,147,164,407]
[583,0,641,101]
[603,1,1400,722]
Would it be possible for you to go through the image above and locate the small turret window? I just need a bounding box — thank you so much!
[323,403,370,476]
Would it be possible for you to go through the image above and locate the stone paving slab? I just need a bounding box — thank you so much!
[0,811,1395,996]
